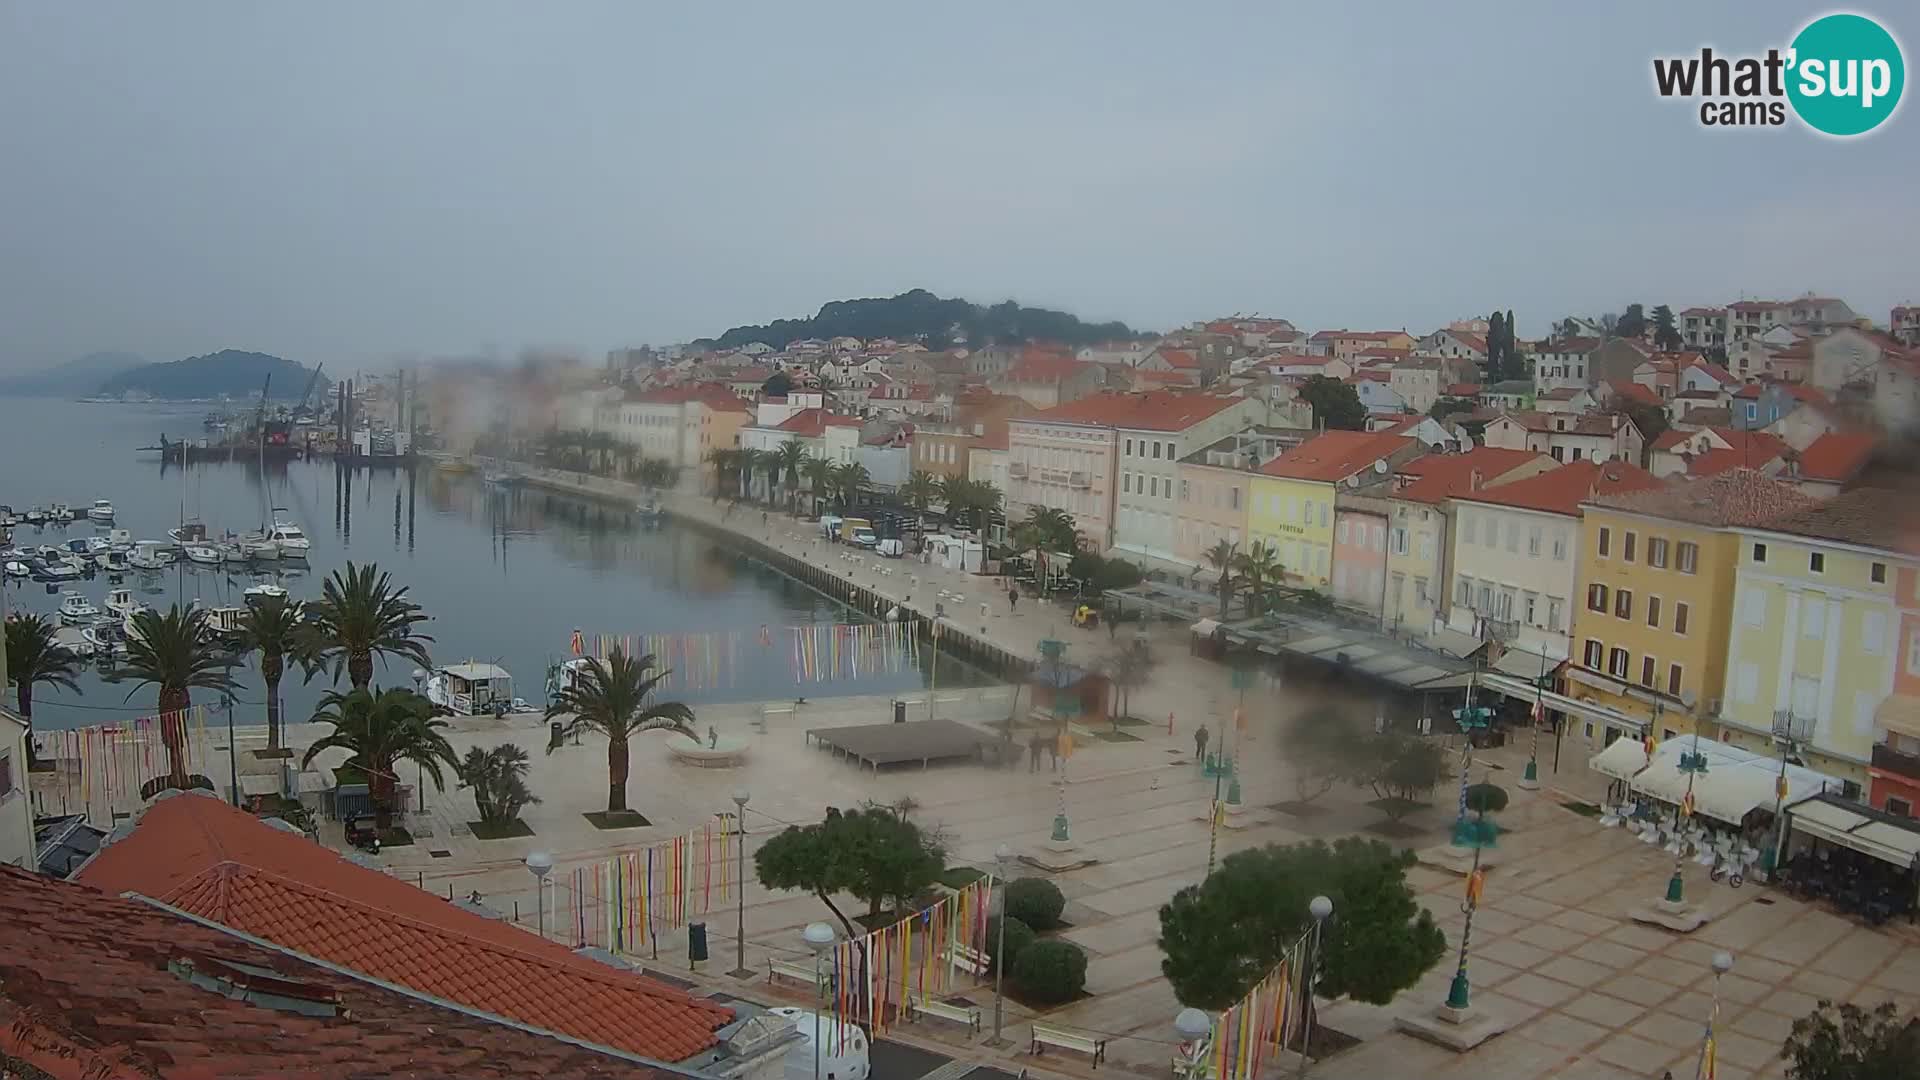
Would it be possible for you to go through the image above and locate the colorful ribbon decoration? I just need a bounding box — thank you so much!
[1190,926,1315,1080]
[555,817,744,949]
[33,708,214,820]
[573,621,921,689]
[820,876,994,1042]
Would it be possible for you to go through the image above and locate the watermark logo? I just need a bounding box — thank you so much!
[1652,12,1904,136]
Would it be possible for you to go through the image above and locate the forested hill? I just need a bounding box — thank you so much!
[97,350,318,399]
[701,289,1143,350]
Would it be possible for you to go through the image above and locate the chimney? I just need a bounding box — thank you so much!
[1469,468,1484,491]
[1611,412,1624,431]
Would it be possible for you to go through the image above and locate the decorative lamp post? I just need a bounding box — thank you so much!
[1519,652,1549,790]
[1174,1007,1212,1079]
[988,844,1014,1047]
[1444,803,1490,1013]
[1668,727,1710,905]
[525,851,554,940]
[1764,709,1811,874]
[411,667,430,812]
[1300,896,1333,1079]
[1049,695,1079,852]
[802,922,837,1080]
[1449,670,1494,849]
[730,789,754,977]
[1693,952,1733,1080]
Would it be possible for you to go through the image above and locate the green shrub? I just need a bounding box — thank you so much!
[1004,877,1066,930]
[1465,782,1509,815]
[985,915,1035,973]
[939,865,986,889]
[1012,939,1088,1004]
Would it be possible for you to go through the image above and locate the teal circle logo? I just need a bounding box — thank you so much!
[1787,13,1905,136]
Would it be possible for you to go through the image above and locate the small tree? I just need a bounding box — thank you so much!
[1298,375,1367,430]
[1379,736,1448,817]
[459,743,541,828]
[1284,706,1365,805]
[1784,1000,1920,1080]
[1005,877,1067,930]
[1158,838,1446,1011]
[1012,940,1088,1004]
[754,805,945,938]
[986,915,1036,973]
[1651,304,1684,351]
[1098,639,1156,727]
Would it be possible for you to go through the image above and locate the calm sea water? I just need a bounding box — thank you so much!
[0,399,985,729]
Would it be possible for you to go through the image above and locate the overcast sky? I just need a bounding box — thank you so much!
[1,1,1913,371]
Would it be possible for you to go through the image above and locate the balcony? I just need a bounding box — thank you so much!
[1008,463,1029,479]
[1038,467,1073,485]
[1069,470,1091,489]
[1872,742,1920,783]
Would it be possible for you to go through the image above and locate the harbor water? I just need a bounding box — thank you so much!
[0,399,991,730]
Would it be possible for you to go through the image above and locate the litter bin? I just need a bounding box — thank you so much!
[893,699,907,724]
[688,921,709,962]
[549,721,565,747]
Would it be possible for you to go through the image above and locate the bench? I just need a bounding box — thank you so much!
[768,958,827,993]
[1031,1023,1106,1066]
[943,943,990,977]
[908,993,981,1036]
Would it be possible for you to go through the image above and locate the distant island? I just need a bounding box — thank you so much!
[696,288,1145,351]
[0,351,144,397]
[96,349,322,401]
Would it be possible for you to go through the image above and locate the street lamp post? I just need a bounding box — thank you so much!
[1765,709,1811,874]
[1450,670,1493,849]
[988,843,1013,1047]
[525,851,554,940]
[1299,895,1333,1079]
[411,667,429,812]
[802,922,837,1080]
[1173,1007,1211,1079]
[730,789,754,977]
[1519,651,1549,790]
[1669,723,1709,905]
[1445,810,1488,1012]
[1693,952,1734,1080]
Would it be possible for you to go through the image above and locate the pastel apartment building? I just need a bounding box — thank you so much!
[1172,429,1310,570]
[1107,392,1266,563]
[1249,431,1420,590]
[1379,447,1558,635]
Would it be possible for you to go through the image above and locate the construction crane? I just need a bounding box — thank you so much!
[296,363,325,414]
[255,373,272,451]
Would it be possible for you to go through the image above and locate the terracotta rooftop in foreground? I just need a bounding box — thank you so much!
[1752,488,1920,554]
[0,865,676,1080]
[75,793,732,1064]
[1020,390,1246,432]
[1796,431,1878,483]
[1394,447,1551,504]
[1590,467,1815,528]
[1455,459,1662,516]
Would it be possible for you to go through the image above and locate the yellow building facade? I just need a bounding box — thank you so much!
[1246,474,1334,588]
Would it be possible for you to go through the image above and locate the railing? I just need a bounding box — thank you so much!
[1069,470,1091,488]
[1872,742,1920,782]
[1008,463,1028,478]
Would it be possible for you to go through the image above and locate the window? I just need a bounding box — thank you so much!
[1124,438,1134,456]
[1615,589,1633,620]
[1552,530,1567,561]
[1179,479,1190,501]
[1419,533,1434,560]
[1872,561,1887,584]
[1598,527,1611,557]
[1456,577,1472,607]
[1230,486,1241,511]
[1588,583,1609,611]
[0,749,10,800]
[1527,525,1542,557]
[1505,523,1519,553]
[1889,797,1913,818]
[1337,520,1350,544]
[1675,601,1690,636]
[1753,542,1768,563]
[1548,596,1564,631]
[1121,473,1131,494]
[1487,518,1500,549]
[1608,647,1631,679]
[1804,596,1827,638]
[1415,577,1430,604]
[1677,541,1698,574]
[1623,532,1637,562]
[1641,655,1656,687]
[1583,639,1604,669]
[1648,538,1669,569]
[1647,596,1662,628]
[1496,589,1515,620]
[1151,442,1161,460]
[1584,720,1596,739]
[1392,527,1409,556]
[1668,663,1684,697]
[1523,593,1537,624]
[1810,551,1825,574]
[1551,446,1564,462]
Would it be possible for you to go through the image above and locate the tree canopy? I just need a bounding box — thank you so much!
[1298,375,1367,430]
[754,805,945,937]
[702,289,1143,351]
[1651,304,1684,351]
[1785,1000,1920,1080]
[1616,303,1647,341]
[1158,838,1446,1010]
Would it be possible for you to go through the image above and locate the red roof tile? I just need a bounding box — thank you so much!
[1592,468,1814,527]
[1650,429,1695,452]
[1683,358,1735,384]
[1157,348,1201,369]
[1753,488,1920,554]
[1456,459,1662,516]
[1395,447,1552,504]
[1796,432,1878,482]
[75,795,731,1064]
[1003,349,1091,382]
[770,408,861,437]
[0,865,681,1079]
[1259,430,1413,482]
[1448,330,1489,354]
[1022,390,1246,432]
[1689,446,1782,477]
[1606,379,1664,407]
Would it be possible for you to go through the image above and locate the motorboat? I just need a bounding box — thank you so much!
[24,508,46,524]
[482,470,512,486]
[35,558,82,582]
[130,541,172,570]
[86,499,115,522]
[3,560,28,578]
[222,543,249,564]
[182,543,223,565]
[427,662,519,716]
[243,582,289,603]
[62,539,97,565]
[240,536,280,562]
[189,600,247,640]
[105,528,133,549]
[170,522,209,545]
[81,620,125,658]
[49,504,75,523]
[58,591,101,624]
[104,587,138,621]
[266,509,310,556]
[100,549,131,574]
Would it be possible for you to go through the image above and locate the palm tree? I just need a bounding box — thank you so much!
[903,469,939,526]
[1233,541,1282,616]
[964,479,1003,536]
[5,612,83,764]
[117,605,234,792]
[544,647,695,815]
[238,593,303,754]
[1204,539,1239,617]
[457,743,541,829]
[774,438,808,514]
[801,455,835,516]
[301,562,434,690]
[706,447,741,498]
[1022,505,1079,552]
[760,451,784,507]
[737,449,768,503]
[301,687,456,832]
[832,461,871,512]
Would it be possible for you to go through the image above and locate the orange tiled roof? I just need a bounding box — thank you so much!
[1259,430,1413,482]
[1456,459,1662,516]
[1754,488,1920,554]
[1607,379,1664,407]
[1395,447,1551,504]
[75,795,732,1063]
[1004,349,1091,382]
[1021,390,1246,432]
[1590,468,1814,527]
[0,866,682,1080]
[1796,432,1877,482]
[1157,348,1201,369]
[771,408,861,437]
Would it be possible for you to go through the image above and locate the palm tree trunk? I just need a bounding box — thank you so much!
[263,656,284,752]
[371,762,396,832]
[159,687,191,790]
[19,686,37,768]
[349,649,373,691]
[607,731,630,813]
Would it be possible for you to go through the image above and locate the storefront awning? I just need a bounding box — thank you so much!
[1491,647,1560,680]
[1630,737,1843,826]
[1190,618,1221,637]
[1788,794,1920,868]
[1417,627,1487,660]
[1590,737,1652,781]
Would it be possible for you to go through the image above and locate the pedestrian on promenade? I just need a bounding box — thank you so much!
[1194,724,1209,767]
[1027,733,1044,772]
[1048,735,1060,772]
[1108,614,1117,640]
[1008,586,1018,612]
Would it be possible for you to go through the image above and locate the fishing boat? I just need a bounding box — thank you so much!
[189,600,247,641]
[86,499,115,522]
[222,542,249,564]
[130,540,172,570]
[62,539,97,565]
[427,662,522,716]
[265,509,310,557]
[182,542,223,566]
[58,592,101,624]
[49,504,75,523]
[100,549,131,574]
[104,587,138,621]
[169,522,209,545]
[81,620,126,658]
[24,508,46,524]
[239,536,281,562]
[243,582,290,603]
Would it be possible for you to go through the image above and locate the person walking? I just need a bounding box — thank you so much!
[1027,733,1044,772]
[1193,723,1210,769]
[1107,614,1118,641]
[1008,585,1019,612]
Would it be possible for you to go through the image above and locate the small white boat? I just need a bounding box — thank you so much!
[243,582,289,602]
[267,509,310,556]
[81,622,125,657]
[222,543,248,564]
[182,543,223,565]
[3,560,28,578]
[106,528,133,548]
[58,591,101,624]
[100,549,130,574]
[36,559,82,582]
[130,541,171,570]
[104,587,138,620]
[169,523,209,545]
[427,662,518,716]
[24,508,46,524]
[240,537,280,562]
[49,504,74,523]
[86,499,115,522]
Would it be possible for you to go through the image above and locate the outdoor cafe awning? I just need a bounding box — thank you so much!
[1190,618,1221,637]
[1788,794,1920,869]
[1628,737,1842,826]
[1491,647,1561,680]
[1590,737,1651,782]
